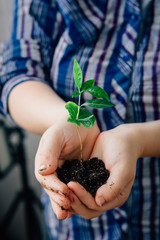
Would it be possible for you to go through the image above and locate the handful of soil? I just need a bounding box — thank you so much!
[57,157,109,197]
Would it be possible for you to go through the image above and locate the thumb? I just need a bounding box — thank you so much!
[95,168,132,208]
[95,174,118,207]
[35,126,64,176]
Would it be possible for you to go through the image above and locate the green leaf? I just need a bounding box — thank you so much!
[82,99,115,109]
[78,108,95,128]
[65,101,78,118]
[67,117,81,127]
[79,107,94,120]
[72,90,80,98]
[73,58,83,91]
[87,86,110,101]
[81,79,95,92]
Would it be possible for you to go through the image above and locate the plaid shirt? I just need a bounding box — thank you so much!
[0,0,160,239]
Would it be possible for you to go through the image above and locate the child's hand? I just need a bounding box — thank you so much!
[67,124,141,219]
[34,116,100,220]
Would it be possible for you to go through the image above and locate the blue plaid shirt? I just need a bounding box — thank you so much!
[0,0,160,239]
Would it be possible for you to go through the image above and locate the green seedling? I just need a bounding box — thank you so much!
[65,58,115,160]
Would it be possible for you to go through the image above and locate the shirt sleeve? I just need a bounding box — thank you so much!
[0,0,65,123]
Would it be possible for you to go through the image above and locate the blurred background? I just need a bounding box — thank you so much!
[0,1,48,239]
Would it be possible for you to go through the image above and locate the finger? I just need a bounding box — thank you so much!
[95,181,133,211]
[95,168,134,207]
[35,172,69,196]
[69,191,103,219]
[44,188,71,210]
[50,199,68,220]
[67,182,98,210]
[35,126,64,175]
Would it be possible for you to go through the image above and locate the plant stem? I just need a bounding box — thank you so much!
[76,92,83,162]
[76,125,83,162]
[76,92,81,120]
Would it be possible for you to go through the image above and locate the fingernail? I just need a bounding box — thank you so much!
[98,196,105,206]
[39,164,47,172]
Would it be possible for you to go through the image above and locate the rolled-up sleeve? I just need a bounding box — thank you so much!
[0,0,64,122]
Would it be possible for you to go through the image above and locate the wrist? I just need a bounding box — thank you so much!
[116,123,144,159]
[131,120,160,157]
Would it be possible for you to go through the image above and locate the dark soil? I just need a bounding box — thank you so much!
[57,157,109,197]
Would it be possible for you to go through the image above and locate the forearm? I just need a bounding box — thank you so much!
[121,120,160,158]
[136,120,160,157]
[8,81,67,135]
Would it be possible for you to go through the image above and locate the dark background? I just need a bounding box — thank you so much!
[0,1,48,239]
